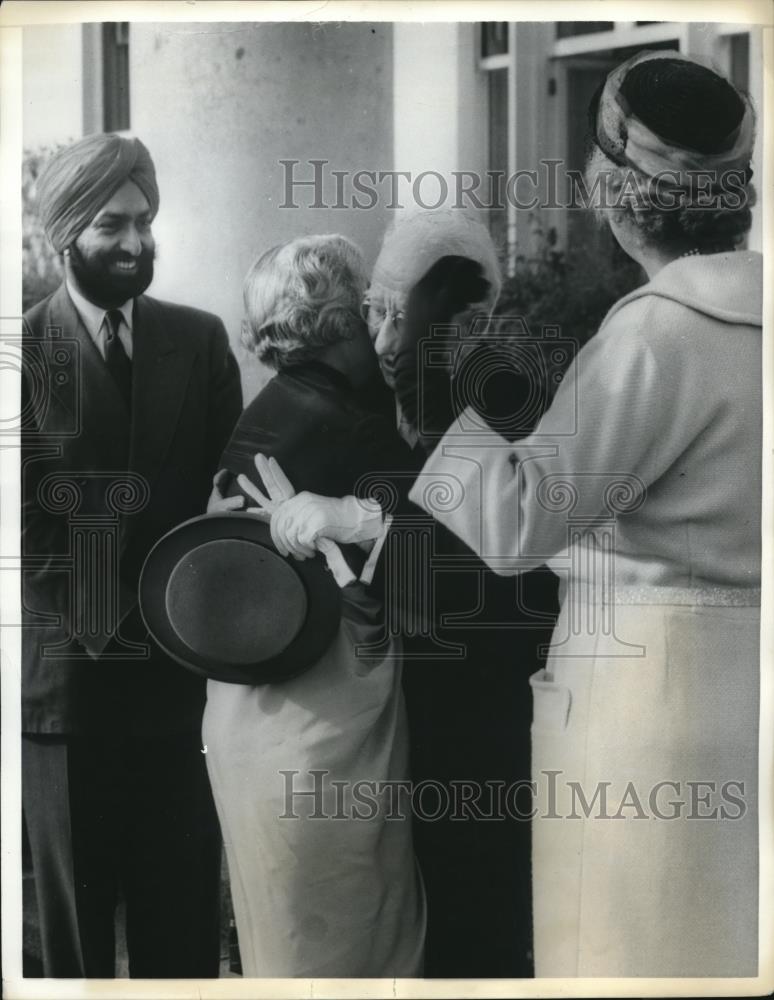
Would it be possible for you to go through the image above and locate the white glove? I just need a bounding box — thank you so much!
[269,493,386,561]
[238,454,363,587]
[237,454,296,523]
[207,469,245,513]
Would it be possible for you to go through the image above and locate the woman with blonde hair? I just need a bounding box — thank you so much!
[203,234,425,977]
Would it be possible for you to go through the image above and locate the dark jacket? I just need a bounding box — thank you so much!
[222,355,558,976]
[219,359,411,577]
[21,283,242,733]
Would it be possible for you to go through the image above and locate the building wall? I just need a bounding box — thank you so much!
[392,22,488,220]
[22,25,83,149]
[130,21,394,401]
[510,22,561,258]
[22,19,763,400]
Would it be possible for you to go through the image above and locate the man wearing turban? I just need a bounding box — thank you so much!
[22,133,243,977]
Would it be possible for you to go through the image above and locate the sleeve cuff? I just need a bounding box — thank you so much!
[359,513,393,586]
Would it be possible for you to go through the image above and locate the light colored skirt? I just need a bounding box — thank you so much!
[530,589,759,977]
[202,584,425,977]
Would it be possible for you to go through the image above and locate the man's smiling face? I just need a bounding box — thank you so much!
[69,179,156,308]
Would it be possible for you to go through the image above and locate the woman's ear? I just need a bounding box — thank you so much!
[619,171,654,219]
[606,205,645,258]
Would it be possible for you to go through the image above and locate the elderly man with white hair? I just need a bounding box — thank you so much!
[267,47,763,978]
[249,209,559,977]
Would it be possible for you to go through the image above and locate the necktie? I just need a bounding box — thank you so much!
[104,308,132,408]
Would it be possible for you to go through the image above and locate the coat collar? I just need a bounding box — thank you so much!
[126,293,192,488]
[41,284,194,492]
[43,283,131,433]
[605,250,762,329]
[64,279,134,345]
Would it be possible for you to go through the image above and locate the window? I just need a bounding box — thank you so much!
[478,21,760,263]
[729,33,750,92]
[487,68,509,252]
[478,20,682,262]
[479,24,512,256]
[555,23,613,39]
[481,22,509,58]
[102,22,130,132]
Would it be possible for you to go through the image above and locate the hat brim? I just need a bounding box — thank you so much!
[139,512,342,685]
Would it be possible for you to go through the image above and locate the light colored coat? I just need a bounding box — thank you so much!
[410,250,762,976]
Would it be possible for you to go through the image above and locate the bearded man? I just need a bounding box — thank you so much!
[21,133,242,978]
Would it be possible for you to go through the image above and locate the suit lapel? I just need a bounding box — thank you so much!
[43,284,131,453]
[129,295,194,489]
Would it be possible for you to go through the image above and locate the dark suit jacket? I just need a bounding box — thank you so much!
[21,283,242,733]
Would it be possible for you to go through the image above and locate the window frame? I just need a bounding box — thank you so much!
[477,21,758,265]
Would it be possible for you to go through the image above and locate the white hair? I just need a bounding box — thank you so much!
[370,208,502,315]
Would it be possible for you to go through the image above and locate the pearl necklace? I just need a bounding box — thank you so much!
[680,245,735,258]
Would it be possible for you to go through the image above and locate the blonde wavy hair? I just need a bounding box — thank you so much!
[242,234,369,370]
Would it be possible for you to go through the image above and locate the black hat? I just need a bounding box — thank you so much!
[139,512,342,684]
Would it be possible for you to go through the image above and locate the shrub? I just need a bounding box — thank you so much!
[491,219,645,410]
[494,221,644,348]
[23,145,66,312]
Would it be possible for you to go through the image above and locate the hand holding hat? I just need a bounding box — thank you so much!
[207,469,246,514]
[238,454,383,560]
[267,492,385,561]
[140,453,350,682]
[238,455,380,587]
[236,454,296,523]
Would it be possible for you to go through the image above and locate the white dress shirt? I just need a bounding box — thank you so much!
[66,280,134,360]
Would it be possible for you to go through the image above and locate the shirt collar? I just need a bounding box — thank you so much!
[65,279,134,342]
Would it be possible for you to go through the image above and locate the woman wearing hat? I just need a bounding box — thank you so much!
[199,235,425,977]
[263,53,762,977]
